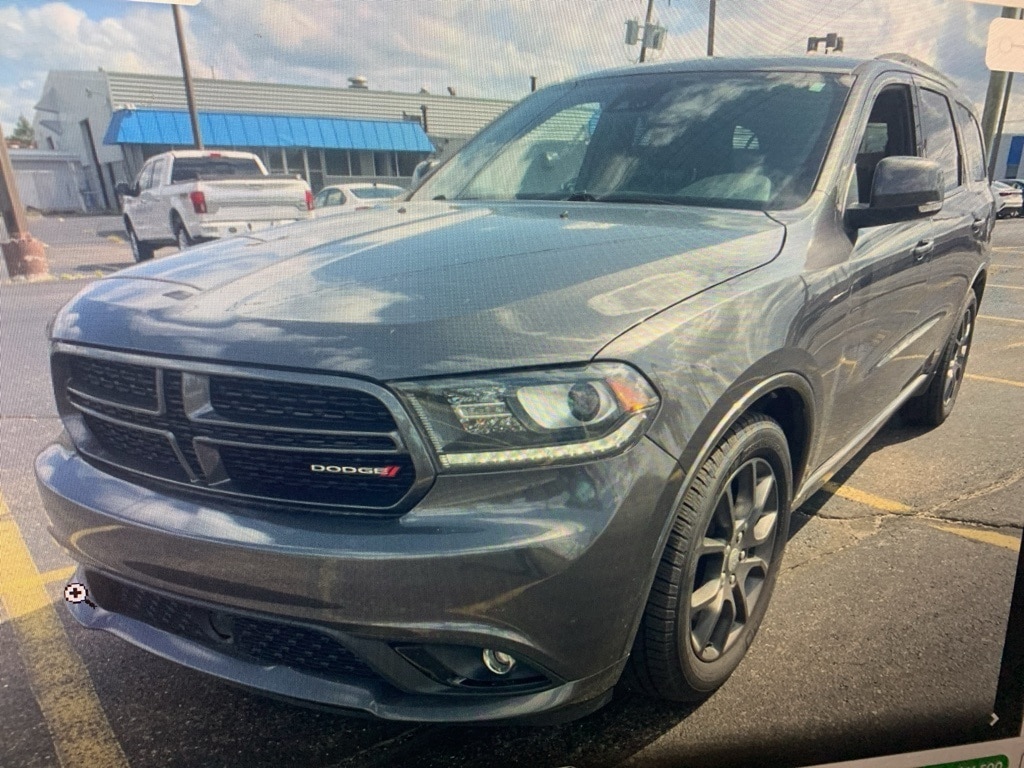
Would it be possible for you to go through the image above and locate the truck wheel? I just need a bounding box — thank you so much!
[174,220,195,251]
[627,413,792,701]
[127,222,155,262]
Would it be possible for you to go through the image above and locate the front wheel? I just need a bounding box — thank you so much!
[627,412,793,701]
[902,293,977,428]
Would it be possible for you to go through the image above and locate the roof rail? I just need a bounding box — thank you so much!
[874,52,952,83]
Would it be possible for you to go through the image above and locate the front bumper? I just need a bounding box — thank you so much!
[37,436,681,722]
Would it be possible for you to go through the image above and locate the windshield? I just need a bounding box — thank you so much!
[414,71,851,210]
[171,157,265,182]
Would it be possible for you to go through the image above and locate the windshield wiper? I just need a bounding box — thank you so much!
[565,191,596,202]
[594,192,680,205]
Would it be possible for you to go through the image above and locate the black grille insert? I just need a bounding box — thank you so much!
[87,572,378,681]
[210,376,396,432]
[67,357,158,410]
[55,352,419,513]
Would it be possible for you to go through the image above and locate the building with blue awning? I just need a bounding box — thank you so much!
[33,70,514,211]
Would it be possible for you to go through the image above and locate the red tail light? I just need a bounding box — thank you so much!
[189,190,207,214]
[305,190,314,210]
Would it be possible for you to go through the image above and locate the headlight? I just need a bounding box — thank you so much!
[392,362,659,470]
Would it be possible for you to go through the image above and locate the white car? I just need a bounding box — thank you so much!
[992,180,1023,218]
[312,183,406,215]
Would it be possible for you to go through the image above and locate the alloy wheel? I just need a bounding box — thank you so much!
[689,457,780,662]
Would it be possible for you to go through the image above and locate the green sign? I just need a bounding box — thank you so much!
[920,756,1010,768]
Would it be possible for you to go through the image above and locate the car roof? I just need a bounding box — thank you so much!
[570,53,966,103]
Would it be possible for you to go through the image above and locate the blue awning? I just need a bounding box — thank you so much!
[103,109,434,152]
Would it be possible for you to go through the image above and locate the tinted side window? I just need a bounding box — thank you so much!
[919,89,961,191]
[150,159,168,187]
[956,103,987,183]
[139,164,155,191]
[849,84,916,205]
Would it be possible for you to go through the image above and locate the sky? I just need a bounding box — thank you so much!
[2,0,1023,133]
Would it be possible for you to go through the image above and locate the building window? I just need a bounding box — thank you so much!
[374,151,397,177]
[397,152,429,177]
[266,148,285,173]
[353,151,374,176]
[324,149,350,176]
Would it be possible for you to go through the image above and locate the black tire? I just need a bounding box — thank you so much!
[126,221,155,262]
[902,292,977,428]
[627,412,793,701]
[174,218,195,251]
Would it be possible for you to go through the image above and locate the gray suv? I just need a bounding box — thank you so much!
[37,54,992,722]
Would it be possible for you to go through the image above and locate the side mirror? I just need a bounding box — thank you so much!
[846,156,943,229]
[115,182,136,197]
[411,159,440,186]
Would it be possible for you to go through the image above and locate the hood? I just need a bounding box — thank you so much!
[53,201,785,380]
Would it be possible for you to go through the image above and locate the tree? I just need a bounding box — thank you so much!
[8,115,34,147]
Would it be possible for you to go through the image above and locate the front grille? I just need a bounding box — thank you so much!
[55,351,422,514]
[87,571,378,682]
[67,356,158,410]
[210,376,395,431]
[219,446,414,506]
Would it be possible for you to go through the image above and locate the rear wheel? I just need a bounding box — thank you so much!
[126,221,155,262]
[174,219,195,251]
[628,413,792,701]
[902,293,977,428]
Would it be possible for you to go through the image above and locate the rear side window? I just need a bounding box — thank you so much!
[955,103,987,183]
[919,89,961,191]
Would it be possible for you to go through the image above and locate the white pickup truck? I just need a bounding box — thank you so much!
[116,150,313,261]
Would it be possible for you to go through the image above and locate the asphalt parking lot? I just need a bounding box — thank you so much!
[1,215,1023,768]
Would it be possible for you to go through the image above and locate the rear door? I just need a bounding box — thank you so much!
[911,85,988,366]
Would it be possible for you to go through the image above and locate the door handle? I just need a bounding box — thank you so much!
[971,217,986,236]
[912,239,934,261]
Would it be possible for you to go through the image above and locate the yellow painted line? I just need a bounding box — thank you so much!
[932,524,1021,552]
[992,246,1021,252]
[990,283,1024,290]
[40,565,77,585]
[980,314,1024,325]
[821,481,913,513]
[0,492,129,768]
[966,373,1024,388]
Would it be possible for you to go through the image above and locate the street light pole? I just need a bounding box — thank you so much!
[172,3,203,149]
[707,0,717,56]
[638,0,655,63]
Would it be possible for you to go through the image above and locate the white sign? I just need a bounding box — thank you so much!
[987,17,1024,72]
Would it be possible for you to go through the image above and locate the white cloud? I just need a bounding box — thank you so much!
[2,0,1023,131]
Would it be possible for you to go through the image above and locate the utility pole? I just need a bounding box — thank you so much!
[0,124,49,279]
[707,0,717,56]
[172,3,203,149]
[639,0,656,63]
[982,5,1023,174]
